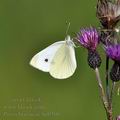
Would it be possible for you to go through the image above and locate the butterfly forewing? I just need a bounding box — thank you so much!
[30,41,65,72]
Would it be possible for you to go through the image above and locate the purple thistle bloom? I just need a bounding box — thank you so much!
[76,27,99,51]
[106,44,120,62]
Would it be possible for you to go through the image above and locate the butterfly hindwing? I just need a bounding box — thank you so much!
[49,41,77,79]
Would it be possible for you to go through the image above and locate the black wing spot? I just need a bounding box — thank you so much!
[45,58,48,62]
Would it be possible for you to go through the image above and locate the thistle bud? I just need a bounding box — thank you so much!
[87,50,102,69]
[110,62,120,82]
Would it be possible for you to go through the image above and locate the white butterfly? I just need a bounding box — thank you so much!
[30,35,77,79]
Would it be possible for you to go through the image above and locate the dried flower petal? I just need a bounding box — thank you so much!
[97,0,120,28]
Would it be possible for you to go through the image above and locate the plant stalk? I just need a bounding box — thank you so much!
[95,68,113,120]
[106,56,110,102]
[106,56,113,120]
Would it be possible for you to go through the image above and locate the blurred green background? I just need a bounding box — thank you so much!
[0,0,120,120]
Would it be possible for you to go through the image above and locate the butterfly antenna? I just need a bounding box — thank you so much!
[65,21,71,36]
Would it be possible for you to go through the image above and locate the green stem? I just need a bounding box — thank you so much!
[110,82,115,102]
[95,68,113,120]
[106,56,110,102]
[95,68,108,113]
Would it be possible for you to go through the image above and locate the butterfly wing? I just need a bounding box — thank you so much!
[49,42,77,79]
[30,41,65,72]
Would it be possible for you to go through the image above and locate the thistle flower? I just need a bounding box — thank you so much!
[106,44,120,62]
[76,27,100,51]
[76,27,101,69]
[97,0,120,29]
[106,44,120,82]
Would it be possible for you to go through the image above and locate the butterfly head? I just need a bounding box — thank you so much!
[65,35,75,47]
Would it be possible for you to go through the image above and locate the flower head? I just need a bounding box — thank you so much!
[106,44,120,82]
[106,44,120,62]
[76,27,99,51]
[97,0,120,29]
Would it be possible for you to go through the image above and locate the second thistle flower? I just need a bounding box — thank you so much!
[76,27,102,69]
[106,44,120,82]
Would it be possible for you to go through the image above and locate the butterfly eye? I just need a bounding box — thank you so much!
[45,58,48,62]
